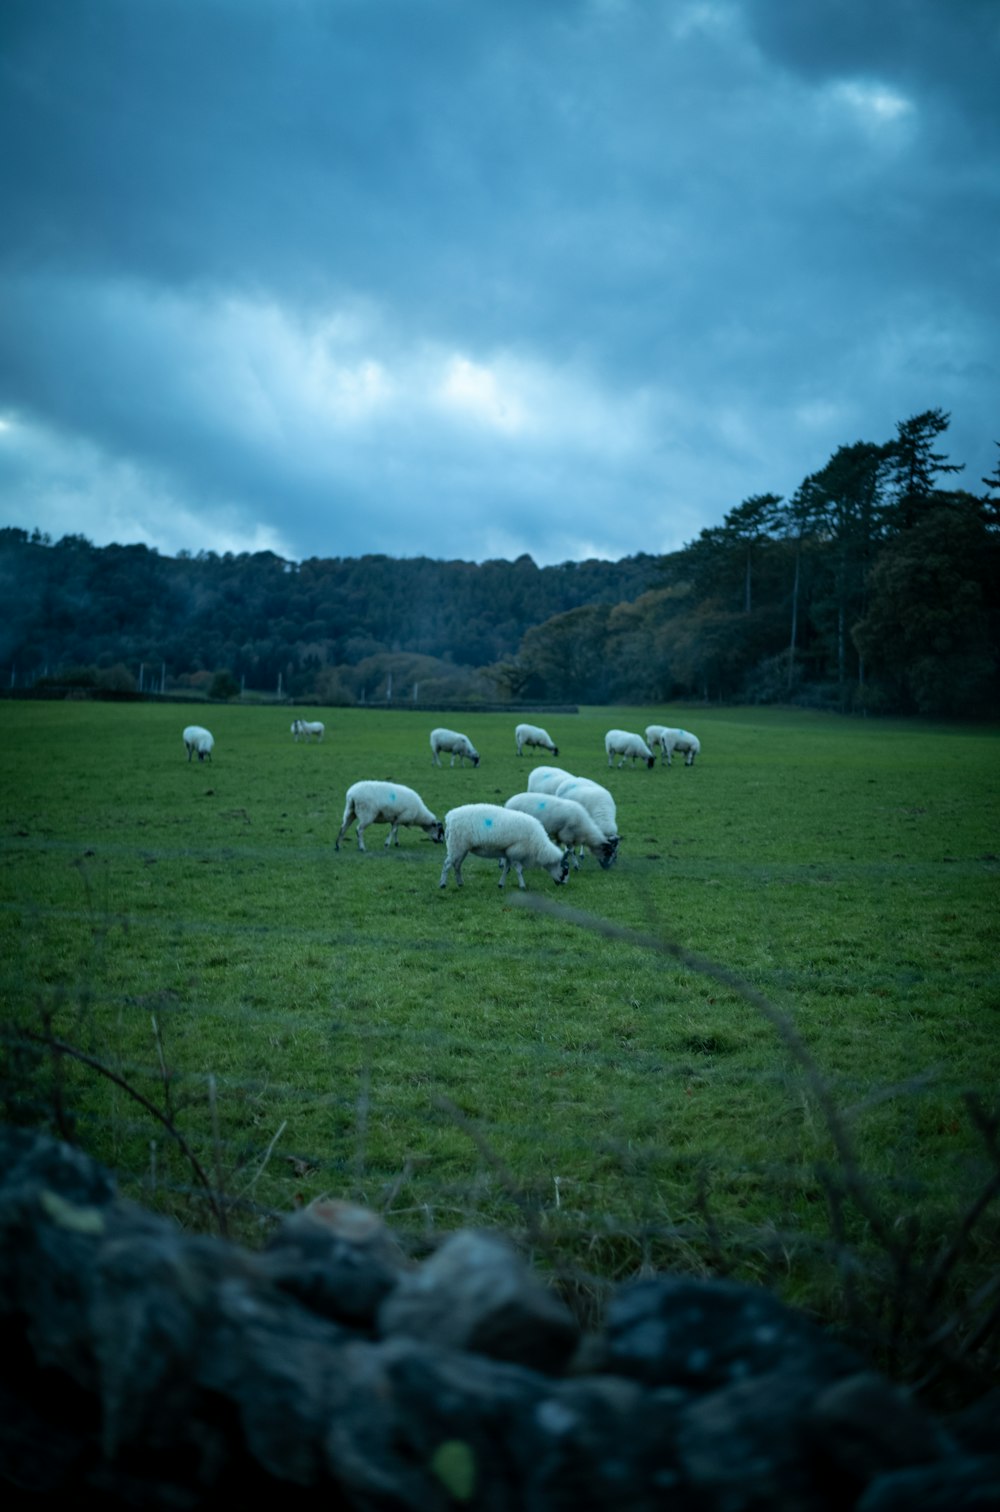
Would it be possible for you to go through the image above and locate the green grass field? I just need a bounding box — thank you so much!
[2,697,998,1369]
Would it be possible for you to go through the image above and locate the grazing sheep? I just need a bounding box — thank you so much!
[505,792,619,870]
[336,780,444,852]
[526,765,574,795]
[182,725,214,763]
[553,776,620,861]
[645,725,701,766]
[605,728,655,769]
[292,718,325,743]
[430,728,480,768]
[514,722,559,758]
[439,804,570,890]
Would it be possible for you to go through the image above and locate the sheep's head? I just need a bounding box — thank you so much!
[645,756,655,769]
[597,840,619,870]
[471,754,481,766]
[554,857,570,885]
[429,821,445,844]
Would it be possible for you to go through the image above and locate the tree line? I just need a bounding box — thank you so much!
[2,409,998,717]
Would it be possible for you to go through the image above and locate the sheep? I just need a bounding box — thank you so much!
[505,792,619,870]
[526,765,574,795]
[514,722,559,758]
[291,718,325,743]
[336,780,444,852]
[439,803,570,890]
[604,728,655,769]
[645,725,701,766]
[553,776,620,861]
[430,728,480,768]
[182,725,214,763]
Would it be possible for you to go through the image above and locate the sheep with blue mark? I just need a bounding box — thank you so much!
[604,728,655,769]
[645,725,701,766]
[505,792,619,870]
[553,776,621,863]
[439,804,570,890]
[526,765,574,795]
[182,725,214,763]
[336,781,444,852]
[514,722,559,758]
[430,728,480,767]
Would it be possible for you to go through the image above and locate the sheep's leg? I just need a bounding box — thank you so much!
[334,809,355,851]
[385,821,400,848]
[513,861,527,889]
[440,854,462,887]
[355,820,368,852]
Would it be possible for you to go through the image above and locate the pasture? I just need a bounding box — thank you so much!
[1,697,998,1367]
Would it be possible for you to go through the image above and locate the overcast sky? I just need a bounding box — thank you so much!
[1,0,997,567]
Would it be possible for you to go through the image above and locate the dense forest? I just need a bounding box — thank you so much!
[3,410,998,717]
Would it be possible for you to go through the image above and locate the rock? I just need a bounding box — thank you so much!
[807,1371,953,1485]
[259,1198,408,1328]
[378,1229,580,1374]
[858,1455,1000,1510]
[605,1275,859,1390]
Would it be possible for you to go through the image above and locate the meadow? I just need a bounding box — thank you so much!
[1,697,998,1382]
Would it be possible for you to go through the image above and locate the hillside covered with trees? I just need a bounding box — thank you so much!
[3,410,998,717]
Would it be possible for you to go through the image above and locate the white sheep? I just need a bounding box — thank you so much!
[291,718,325,743]
[336,780,444,852]
[505,792,619,870]
[182,725,214,763]
[439,803,570,890]
[645,725,701,766]
[553,776,620,861]
[604,728,655,769]
[514,722,559,758]
[430,728,480,767]
[526,765,574,795]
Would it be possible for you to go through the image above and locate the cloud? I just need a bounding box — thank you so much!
[0,0,997,566]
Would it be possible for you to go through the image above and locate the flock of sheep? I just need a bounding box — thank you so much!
[181,718,699,891]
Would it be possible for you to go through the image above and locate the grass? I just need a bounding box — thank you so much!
[1,697,998,1387]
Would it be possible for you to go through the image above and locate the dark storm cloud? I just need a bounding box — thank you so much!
[0,0,997,563]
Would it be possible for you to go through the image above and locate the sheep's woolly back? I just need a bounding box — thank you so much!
[430,728,480,764]
[515,723,558,754]
[605,728,652,755]
[505,793,604,847]
[344,780,436,824]
[645,725,700,761]
[526,766,573,794]
[444,804,564,863]
[554,777,618,838]
[182,726,214,764]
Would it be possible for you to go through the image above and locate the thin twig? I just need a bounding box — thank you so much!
[237,1118,288,1200]
[207,1074,228,1236]
[23,1029,226,1232]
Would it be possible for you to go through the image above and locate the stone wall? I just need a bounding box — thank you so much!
[1,1127,996,1509]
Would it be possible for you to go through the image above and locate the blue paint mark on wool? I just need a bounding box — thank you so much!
[483,816,493,828]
